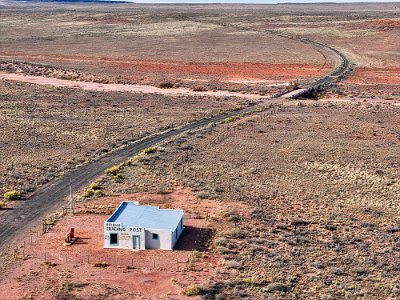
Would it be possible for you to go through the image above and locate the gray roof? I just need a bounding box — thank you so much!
[106,201,184,231]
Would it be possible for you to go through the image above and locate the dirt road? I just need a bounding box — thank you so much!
[0,104,267,250]
[0,34,351,250]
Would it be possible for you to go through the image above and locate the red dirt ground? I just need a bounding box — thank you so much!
[0,188,249,299]
[109,61,329,80]
[345,67,400,85]
[1,52,330,82]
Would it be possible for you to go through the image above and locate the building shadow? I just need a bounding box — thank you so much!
[174,225,213,251]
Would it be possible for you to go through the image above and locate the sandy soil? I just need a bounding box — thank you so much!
[0,72,270,100]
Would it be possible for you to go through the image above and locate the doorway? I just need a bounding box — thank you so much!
[132,235,140,249]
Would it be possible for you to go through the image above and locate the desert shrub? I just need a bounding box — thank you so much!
[241,277,256,284]
[3,190,21,200]
[83,189,94,198]
[0,201,6,208]
[291,217,309,226]
[386,226,400,233]
[105,166,120,176]
[158,81,174,89]
[89,183,101,190]
[250,244,266,254]
[21,184,34,194]
[63,282,89,291]
[114,173,123,180]
[332,267,345,276]
[230,106,242,111]
[183,285,202,296]
[226,261,241,269]
[223,115,242,123]
[156,186,171,194]
[192,85,206,92]
[94,190,103,197]
[94,262,109,268]
[215,237,228,247]
[353,267,367,276]
[144,146,157,154]
[214,186,224,193]
[287,81,299,90]
[197,191,210,199]
[262,282,289,293]
[222,210,241,223]
[217,246,230,255]
[207,122,216,128]
[222,228,247,239]
[383,95,394,100]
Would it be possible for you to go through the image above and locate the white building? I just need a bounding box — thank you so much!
[104,201,184,250]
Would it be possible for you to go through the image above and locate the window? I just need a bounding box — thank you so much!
[110,233,118,245]
[152,233,159,240]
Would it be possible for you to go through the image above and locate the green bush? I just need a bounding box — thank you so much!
[94,190,103,197]
[144,146,157,154]
[83,189,94,198]
[89,183,101,190]
[105,166,120,176]
[223,115,243,123]
[3,190,21,200]
[230,106,242,111]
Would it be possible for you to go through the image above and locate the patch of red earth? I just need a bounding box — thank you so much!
[361,19,400,31]
[346,67,400,85]
[110,61,330,81]
[1,52,329,81]
[0,188,247,299]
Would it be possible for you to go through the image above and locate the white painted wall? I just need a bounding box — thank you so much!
[104,222,145,250]
[104,216,184,250]
[145,229,172,250]
[172,217,185,248]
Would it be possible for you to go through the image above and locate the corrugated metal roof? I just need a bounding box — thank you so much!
[106,201,184,231]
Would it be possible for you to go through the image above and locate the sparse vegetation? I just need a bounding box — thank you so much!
[105,166,121,176]
[83,189,95,198]
[3,190,21,200]
[207,122,216,128]
[94,262,109,268]
[183,285,202,296]
[144,146,158,154]
[223,114,243,123]
[158,81,174,89]
[1,3,399,300]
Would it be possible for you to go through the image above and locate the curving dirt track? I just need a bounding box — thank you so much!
[0,31,351,250]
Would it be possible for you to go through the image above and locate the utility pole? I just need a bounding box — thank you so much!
[69,177,74,216]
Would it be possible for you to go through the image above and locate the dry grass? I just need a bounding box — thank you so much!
[100,101,400,299]
[0,80,246,197]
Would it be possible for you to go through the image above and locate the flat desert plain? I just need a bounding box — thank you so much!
[0,2,399,300]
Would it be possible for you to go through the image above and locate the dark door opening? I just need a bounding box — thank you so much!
[110,233,118,245]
